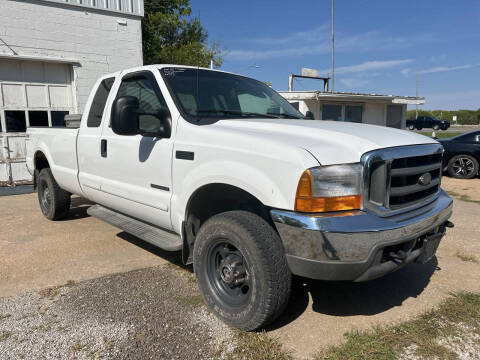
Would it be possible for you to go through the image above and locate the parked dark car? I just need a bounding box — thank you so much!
[438,130,480,179]
[407,116,450,131]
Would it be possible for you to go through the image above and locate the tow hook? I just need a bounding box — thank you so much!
[445,221,454,228]
[389,249,408,263]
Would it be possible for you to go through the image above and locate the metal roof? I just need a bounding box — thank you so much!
[37,0,144,17]
[278,90,425,105]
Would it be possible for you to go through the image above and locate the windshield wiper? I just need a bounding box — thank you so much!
[268,113,303,119]
[196,109,279,119]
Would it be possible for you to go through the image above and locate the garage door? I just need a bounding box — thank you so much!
[0,58,75,185]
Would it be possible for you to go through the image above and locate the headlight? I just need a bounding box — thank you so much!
[295,164,363,212]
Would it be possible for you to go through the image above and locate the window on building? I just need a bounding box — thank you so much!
[117,73,169,134]
[87,77,115,127]
[5,111,26,132]
[386,105,402,129]
[52,111,70,127]
[322,105,342,121]
[345,106,363,123]
[28,111,49,127]
[322,104,363,123]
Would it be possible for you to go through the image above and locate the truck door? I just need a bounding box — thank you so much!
[95,70,174,229]
[78,76,116,200]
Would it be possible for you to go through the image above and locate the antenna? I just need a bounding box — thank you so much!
[331,0,335,92]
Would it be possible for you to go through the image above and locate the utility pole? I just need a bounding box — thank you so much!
[331,0,335,92]
[415,74,419,119]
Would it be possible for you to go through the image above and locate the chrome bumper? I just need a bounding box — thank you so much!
[271,189,453,281]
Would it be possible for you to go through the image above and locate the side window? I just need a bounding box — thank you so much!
[87,77,115,127]
[116,73,169,133]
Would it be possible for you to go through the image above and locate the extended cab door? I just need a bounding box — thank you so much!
[95,70,174,229]
[77,76,116,200]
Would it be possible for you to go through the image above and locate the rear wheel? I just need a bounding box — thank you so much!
[416,126,423,130]
[37,168,71,220]
[408,124,415,130]
[193,210,291,331]
[447,155,479,179]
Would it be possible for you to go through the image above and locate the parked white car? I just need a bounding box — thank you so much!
[26,65,453,330]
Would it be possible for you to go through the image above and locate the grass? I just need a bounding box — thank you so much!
[180,294,204,307]
[166,262,196,283]
[317,292,480,360]
[0,314,11,321]
[219,330,292,360]
[70,341,87,352]
[0,331,12,341]
[455,251,479,263]
[38,280,76,300]
[417,131,462,139]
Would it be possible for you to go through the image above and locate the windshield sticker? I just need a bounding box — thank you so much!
[163,68,188,76]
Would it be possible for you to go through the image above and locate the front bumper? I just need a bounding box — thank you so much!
[271,189,453,282]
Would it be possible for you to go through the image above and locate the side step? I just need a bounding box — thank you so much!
[87,205,182,252]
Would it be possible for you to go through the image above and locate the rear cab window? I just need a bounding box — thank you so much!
[87,77,115,127]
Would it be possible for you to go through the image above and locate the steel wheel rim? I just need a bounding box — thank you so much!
[452,157,475,177]
[40,181,51,213]
[206,240,252,308]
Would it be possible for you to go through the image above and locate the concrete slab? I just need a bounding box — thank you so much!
[0,194,176,297]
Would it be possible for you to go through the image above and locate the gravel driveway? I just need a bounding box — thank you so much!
[0,265,230,359]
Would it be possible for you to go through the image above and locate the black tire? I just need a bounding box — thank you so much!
[433,124,440,130]
[416,126,423,130]
[408,124,415,130]
[37,168,71,220]
[447,155,479,179]
[193,210,291,331]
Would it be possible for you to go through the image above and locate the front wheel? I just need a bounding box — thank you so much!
[433,124,440,130]
[447,155,479,179]
[193,211,291,331]
[37,168,71,220]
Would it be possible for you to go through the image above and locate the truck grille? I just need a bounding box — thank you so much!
[362,144,443,215]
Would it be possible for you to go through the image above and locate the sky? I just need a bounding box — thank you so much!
[190,0,480,110]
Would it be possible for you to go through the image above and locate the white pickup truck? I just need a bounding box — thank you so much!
[26,65,453,330]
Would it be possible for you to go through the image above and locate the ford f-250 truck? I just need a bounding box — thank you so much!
[26,65,453,331]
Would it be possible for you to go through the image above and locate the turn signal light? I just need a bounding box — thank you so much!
[294,170,362,213]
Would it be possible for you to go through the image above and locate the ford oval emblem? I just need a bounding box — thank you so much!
[418,172,432,186]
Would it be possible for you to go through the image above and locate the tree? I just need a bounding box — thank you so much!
[142,0,223,67]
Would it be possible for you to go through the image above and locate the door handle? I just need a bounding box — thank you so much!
[101,139,107,157]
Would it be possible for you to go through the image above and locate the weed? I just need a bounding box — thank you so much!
[455,251,478,263]
[180,294,204,307]
[219,330,291,360]
[317,292,480,360]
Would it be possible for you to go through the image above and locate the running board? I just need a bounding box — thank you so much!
[87,205,182,252]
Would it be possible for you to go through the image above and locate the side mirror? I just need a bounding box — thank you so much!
[305,111,315,120]
[111,96,140,135]
[138,107,171,138]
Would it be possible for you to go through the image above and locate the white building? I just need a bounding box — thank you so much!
[279,90,424,129]
[0,0,144,185]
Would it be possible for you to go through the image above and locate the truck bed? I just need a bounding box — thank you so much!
[26,127,82,195]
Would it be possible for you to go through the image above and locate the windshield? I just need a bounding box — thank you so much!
[160,67,305,124]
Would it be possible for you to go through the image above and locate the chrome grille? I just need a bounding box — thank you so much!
[361,144,443,216]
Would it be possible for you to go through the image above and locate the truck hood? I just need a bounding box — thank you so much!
[210,119,438,165]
